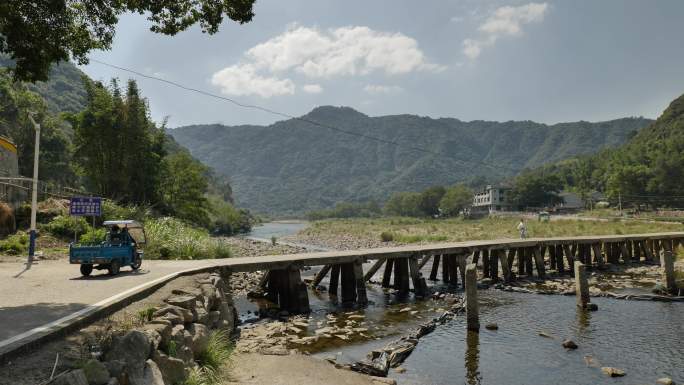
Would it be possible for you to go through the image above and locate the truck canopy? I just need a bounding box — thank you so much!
[103,220,146,244]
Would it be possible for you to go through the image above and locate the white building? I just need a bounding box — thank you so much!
[473,185,512,214]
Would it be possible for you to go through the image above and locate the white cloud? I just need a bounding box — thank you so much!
[462,2,548,59]
[302,84,323,94]
[246,25,443,78]
[363,84,403,94]
[210,64,295,98]
[210,25,442,98]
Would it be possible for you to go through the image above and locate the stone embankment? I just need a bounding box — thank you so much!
[47,272,236,385]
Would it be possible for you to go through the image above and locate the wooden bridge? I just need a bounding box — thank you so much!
[221,232,684,313]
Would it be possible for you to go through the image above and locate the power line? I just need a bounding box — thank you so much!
[89,59,522,175]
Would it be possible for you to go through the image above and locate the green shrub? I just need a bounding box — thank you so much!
[198,330,233,370]
[380,231,394,242]
[208,195,254,235]
[144,217,232,260]
[43,215,89,239]
[79,228,106,244]
[102,200,151,222]
[0,232,29,254]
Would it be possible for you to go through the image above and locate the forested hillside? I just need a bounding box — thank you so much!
[531,92,684,207]
[170,107,651,214]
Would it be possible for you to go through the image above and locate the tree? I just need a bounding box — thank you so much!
[69,78,166,203]
[383,191,423,217]
[159,151,210,227]
[509,172,563,209]
[0,69,75,183]
[0,1,256,81]
[418,186,446,217]
[439,184,473,217]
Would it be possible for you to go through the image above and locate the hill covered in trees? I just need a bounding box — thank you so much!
[169,107,651,214]
[524,92,684,208]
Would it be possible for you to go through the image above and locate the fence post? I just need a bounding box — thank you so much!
[465,263,480,331]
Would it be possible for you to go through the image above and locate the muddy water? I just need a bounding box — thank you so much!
[238,224,684,384]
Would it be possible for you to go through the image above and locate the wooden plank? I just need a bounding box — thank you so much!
[563,244,575,274]
[481,249,490,278]
[329,264,341,296]
[408,256,428,298]
[340,263,357,306]
[549,244,557,270]
[396,258,410,296]
[517,247,525,276]
[592,243,604,266]
[418,254,431,269]
[382,259,394,288]
[472,250,481,266]
[363,258,385,282]
[620,242,631,265]
[353,261,368,306]
[556,245,565,274]
[533,246,545,279]
[442,253,451,283]
[429,254,441,281]
[525,247,534,276]
[457,254,468,289]
[311,264,331,288]
[449,255,460,287]
[497,249,512,282]
[490,249,499,281]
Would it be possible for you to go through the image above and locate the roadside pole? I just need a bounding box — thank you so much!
[27,113,41,267]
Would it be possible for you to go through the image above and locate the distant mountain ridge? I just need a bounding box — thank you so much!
[169,107,652,214]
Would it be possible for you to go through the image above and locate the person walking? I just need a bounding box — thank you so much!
[517,218,528,239]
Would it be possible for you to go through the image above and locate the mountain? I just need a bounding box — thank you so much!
[0,55,88,114]
[169,107,651,214]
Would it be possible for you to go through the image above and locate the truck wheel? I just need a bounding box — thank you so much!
[80,264,93,277]
[131,256,142,271]
[108,259,120,276]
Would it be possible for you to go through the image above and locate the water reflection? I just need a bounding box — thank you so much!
[465,330,481,385]
[575,305,592,335]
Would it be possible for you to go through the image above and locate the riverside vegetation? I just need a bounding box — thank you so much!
[294,216,684,248]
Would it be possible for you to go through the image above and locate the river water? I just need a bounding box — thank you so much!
[244,223,684,385]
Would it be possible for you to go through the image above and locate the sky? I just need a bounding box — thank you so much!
[79,0,684,128]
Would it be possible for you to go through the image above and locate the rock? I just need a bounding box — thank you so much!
[103,361,125,380]
[656,378,674,385]
[187,323,210,356]
[105,330,152,379]
[485,323,498,330]
[48,369,89,385]
[81,360,110,385]
[106,379,119,385]
[142,323,172,346]
[562,339,578,349]
[154,306,193,324]
[193,301,210,324]
[399,307,412,313]
[601,367,625,377]
[587,303,599,311]
[394,367,406,373]
[538,331,553,338]
[152,350,187,385]
[141,360,165,385]
[208,310,221,328]
[165,295,197,311]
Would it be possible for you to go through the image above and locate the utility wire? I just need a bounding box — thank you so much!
[90,59,522,175]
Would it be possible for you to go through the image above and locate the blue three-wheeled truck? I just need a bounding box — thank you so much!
[69,220,146,276]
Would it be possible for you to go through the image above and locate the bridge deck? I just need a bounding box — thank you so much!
[215,232,684,272]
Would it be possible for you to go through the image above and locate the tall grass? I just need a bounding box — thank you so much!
[144,217,231,260]
[184,330,233,385]
[0,231,29,254]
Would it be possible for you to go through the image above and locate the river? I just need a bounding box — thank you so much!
[244,222,684,385]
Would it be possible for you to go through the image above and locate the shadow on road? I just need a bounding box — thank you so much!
[68,268,151,281]
[0,302,87,341]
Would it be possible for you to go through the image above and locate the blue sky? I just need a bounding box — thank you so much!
[80,0,684,128]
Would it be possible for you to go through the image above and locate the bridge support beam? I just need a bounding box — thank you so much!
[662,241,678,294]
[574,261,590,309]
[266,267,310,314]
[465,263,479,331]
[382,259,394,288]
[408,256,428,298]
[429,255,441,281]
[364,258,385,282]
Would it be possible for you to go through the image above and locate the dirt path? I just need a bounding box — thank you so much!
[225,353,390,385]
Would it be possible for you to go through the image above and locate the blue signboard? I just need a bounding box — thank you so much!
[70,197,102,217]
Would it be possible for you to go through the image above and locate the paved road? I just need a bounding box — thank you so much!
[0,258,216,342]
